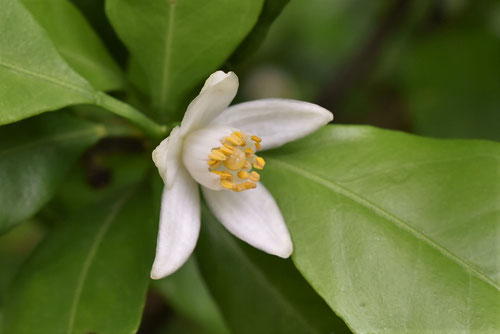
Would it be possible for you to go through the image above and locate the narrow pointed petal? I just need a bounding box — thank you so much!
[202,184,293,258]
[152,126,183,189]
[180,71,239,135]
[151,167,200,279]
[210,98,333,150]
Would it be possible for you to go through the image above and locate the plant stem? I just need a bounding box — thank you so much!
[94,92,167,139]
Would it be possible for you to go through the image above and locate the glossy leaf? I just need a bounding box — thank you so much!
[0,0,97,125]
[2,185,157,333]
[155,257,230,334]
[20,0,124,91]
[105,0,264,116]
[0,114,104,234]
[262,125,500,332]
[196,206,351,334]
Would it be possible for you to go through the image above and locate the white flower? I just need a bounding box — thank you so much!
[151,71,333,279]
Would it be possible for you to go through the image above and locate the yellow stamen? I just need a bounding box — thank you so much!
[212,170,233,180]
[219,145,234,155]
[244,148,254,158]
[221,180,234,189]
[234,131,246,146]
[209,149,226,161]
[237,170,250,179]
[249,171,260,182]
[251,135,262,143]
[207,131,266,192]
[232,182,256,192]
[225,134,242,146]
[253,157,265,170]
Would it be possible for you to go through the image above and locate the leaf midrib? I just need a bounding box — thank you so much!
[156,0,176,110]
[0,58,92,95]
[268,157,500,291]
[208,220,324,334]
[66,194,131,333]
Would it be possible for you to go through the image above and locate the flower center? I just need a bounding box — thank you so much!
[207,131,265,192]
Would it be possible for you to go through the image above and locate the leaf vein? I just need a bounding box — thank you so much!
[157,0,177,110]
[66,194,131,333]
[0,58,91,95]
[269,158,500,291]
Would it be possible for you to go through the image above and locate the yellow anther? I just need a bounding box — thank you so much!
[209,161,221,169]
[232,181,257,192]
[219,145,233,155]
[244,147,254,158]
[237,170,250,179]
[251,135,262,143]
[209,149,226,161]
[208,130,266,192]
[221,180,234,190]
[249,171,260,182]
[234,131,246,146]
[253,157,265,170]
[225,134,242,146]
[212,170,233,180]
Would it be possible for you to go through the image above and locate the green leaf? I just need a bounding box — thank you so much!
[0,0,96,125]
[2,185,157,333]
[0,222,44,328]
[0,113,104,234]
[105,0,265,116]
[20,0,124,91]
[70,0,128,67]
[262,125,500,332]
[0,0,164,137]
[155,257,230,334]
[196,206,351,334]
[227,0,290,66]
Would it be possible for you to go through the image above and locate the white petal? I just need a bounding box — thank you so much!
[210,98,333,150]
[151,167,200,279]
[202,184,293,258]
[180,71,239,135]
[183,125,237,190]
[152,126,183,189]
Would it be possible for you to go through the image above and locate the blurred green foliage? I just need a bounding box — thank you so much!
[239,0,500,140]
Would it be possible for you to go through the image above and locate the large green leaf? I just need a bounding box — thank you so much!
[20,0,124,91]
[262,125,500,332]
[0,113,104,234]
[155,257,230,334]
[105,0,265,116]
[196,206,351,334]
[0,0,98,125]
[2,185,157,333]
